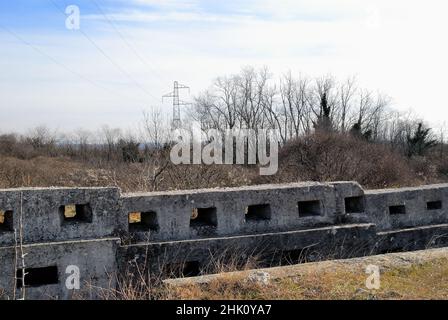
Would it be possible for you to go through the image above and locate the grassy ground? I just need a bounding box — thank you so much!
[161,258,448,300]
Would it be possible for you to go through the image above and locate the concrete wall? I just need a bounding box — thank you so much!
[0,238,119,300]
[364,184,448,231]
[1,182,448,299]
[122,182,341,242]
[0,187,122,247]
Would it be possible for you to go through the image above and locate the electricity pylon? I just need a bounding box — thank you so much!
[163,81,191,129]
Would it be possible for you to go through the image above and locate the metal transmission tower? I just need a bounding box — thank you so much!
[163,81,191,129]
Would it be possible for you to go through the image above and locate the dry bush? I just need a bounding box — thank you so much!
[163,164,257,191]
[422,149,448,182]
[1,130,447,192]
[0,153,257,192]
[0,156,112,189]
[269,132,419,189]
[408,156,440,185]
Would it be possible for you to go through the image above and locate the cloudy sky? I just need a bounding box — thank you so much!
[1,0,447,133]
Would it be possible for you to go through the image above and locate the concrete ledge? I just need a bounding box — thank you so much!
[164,247,448,286]
[121,223,377,277]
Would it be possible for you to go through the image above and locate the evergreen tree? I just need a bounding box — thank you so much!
[314,93,333,131]
[406,122,437,157]
[350,123,372,141]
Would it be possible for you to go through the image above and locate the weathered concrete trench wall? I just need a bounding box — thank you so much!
[1,182,448,299]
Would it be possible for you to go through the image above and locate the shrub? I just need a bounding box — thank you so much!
[273,132,418,189]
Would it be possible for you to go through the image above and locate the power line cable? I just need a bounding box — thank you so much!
[0,23,147,105]
[91,0,173,88]
[49,0,161,103]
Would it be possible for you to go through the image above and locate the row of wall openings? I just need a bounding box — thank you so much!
[389,200,443,215]
[16,266,59,288]
[189,202,324,224]
[0,210,13,232]
[60,203,93,224]
[129,211,159,232]
[126,198,445,231]
[128,208,220,232]
[245,201,324,221]
[128,200,326,232]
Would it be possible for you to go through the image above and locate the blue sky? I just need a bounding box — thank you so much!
[1,0,448,133]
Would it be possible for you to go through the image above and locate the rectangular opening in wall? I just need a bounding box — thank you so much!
[389,205,406,215]
[60,204,93,224]
[427,201,442,211]
[165,261,201,278]
[280,248,312,265]
[245,204,271,222]
[298,200,321,217]
[190,207,217,228]
[16,266,59,288]
[0,210,13,232]
[129,211,159,232]
[344,196,365,214]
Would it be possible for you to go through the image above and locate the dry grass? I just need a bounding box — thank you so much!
[0,156,112,189]
[0,155,258,192]
[159,258,448,300]
[2,132,448,192]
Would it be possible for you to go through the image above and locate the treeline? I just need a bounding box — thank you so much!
[191,67,442,158]
[0,124,164,164]
[0,67,443,162]
[1,67,447,191]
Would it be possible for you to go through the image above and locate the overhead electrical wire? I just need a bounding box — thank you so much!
[0,23,147,105]
[91,0,173,89]
[48,0,161,103]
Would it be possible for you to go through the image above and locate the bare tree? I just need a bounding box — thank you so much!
[25,125,57,155]
[339,76,357,132]
[74,129,92,161]
[140,110,171,191]
[142,107,169,149]
[312,75,338,131]
[100,125,122,161]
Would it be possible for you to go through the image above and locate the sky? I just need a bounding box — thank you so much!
[1,0,448,133]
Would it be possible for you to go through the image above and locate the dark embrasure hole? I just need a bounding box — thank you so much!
[245,204,271,221]
[344,196,365,214]
[16,266,59,288]
[298,200,322,217]
[190,207,218,228]
[0,210,13,232]
[427,201,442,211]
[129,211,159,232]
[60,204,93,224]
[389,205,406,215]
